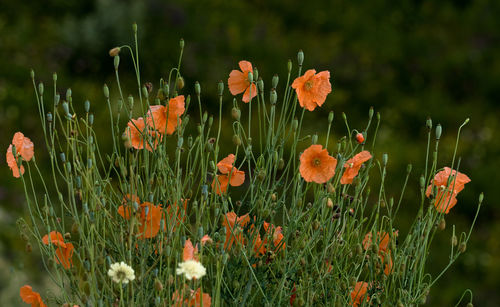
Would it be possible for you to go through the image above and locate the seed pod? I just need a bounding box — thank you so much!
[257,78,264,93]
[195,81,201,96]
[103,84,109,98]
[382,153,388,166]
[272,74,279,88]
[436,124,442,140]
[426,117,433,130]
[270,88,277,105]
[114,55,120,70]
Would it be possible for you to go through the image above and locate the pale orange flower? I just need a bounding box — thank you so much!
[183,238,199,261]
[124,117,160,151]
[350,281,369,307]
[172,287,212,307]
[42,231,74,269]
[340,151,372,184]
[212,154,245,195]
[200,235,213,245]
[222,212,250,250]
[147,95,185,135]
[228,60,257,103]
[20,285,46,307]
[425,167,471,214]
[291,69,332,111]
[6,132,34,178]
[299,144,337,184]
[263,221,286,252]
[362,231,398,276]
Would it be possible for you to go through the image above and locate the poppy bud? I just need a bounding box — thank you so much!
[479,192,484,204]
[426,117,432,130]
[217,80,224,96]
[109,47,121,57]
[419,175,425,189]
[88,113,94,125]
[195,81,201,96]
[287,59,292,73]
[382,153,388,166]
[356,132,365,144]
[270,88,277,105]
[257,170,266,181]
[312,220,320,230]
[142,86,149,99]
[38,82,44,96]
[272,74,279,88]
[62,101,70,116]
[179,38,185,49]
[327,183,335,194]
[292,119,298,131]
[277,158,285,170]
[103,84,110,98]
[154,279,163,291]
[328,111,334,124]
[30,69,35,79]
[311,134,318,144]
[46,112,53,123]
[297,49,304,66]
[451,235,458,246]
[407,164,412,174]
[202,111,208,123]
[177,137,184,148]
[54,93,60,106]
[467,303,473,307]
[208,115,213,128]
[368,106,374,119]
[458,242,467,253]
[438,218,446,230]
[355,244,363,255]
[232,135,242,146]
[247,72,254,86]
[114,55,120,70]
[231,107,241,121]
[436,124,442,140]
[326,198,333,208]
[83,100,90,113]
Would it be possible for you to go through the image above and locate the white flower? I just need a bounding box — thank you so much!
[108,261,135,284]
[176,260,206,280]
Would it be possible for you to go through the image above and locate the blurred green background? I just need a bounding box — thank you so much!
[1,0,498,305]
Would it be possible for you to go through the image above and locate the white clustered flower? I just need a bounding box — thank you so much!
[108,261,135,284]
[176,260,207,280]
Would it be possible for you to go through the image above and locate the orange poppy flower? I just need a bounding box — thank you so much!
[6,132,34,178]
[263,221,286,252]
[137,202,164,239]
[425,167,471,214]
[350,281,370,307]
[228,60,257,103]
[172,287,212,307]
[212,154,245,195]
[117,194,141,219]
[20,285,46,307]
[183,238,199,261]
[299,144,337,184]
[222,211,250,250]
[340,151,372,185]
[147,95,185,135]
[362,231,398,276]
[42,231,74,269]
[291,69,332,111]
[200,235,212,245]
[124,117,160,151]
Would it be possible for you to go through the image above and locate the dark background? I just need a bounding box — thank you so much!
[0,0,498,305]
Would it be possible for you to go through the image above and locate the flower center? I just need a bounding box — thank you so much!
[116,270,127,281]
[313,158,321,166]
[305,81,313,90]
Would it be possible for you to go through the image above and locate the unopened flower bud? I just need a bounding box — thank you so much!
[247,71,253,84]
[103,84,109,98]
[257,78,264,93]
[438,218,446,231]
[177,76,185,90]
[109,47,121,57]
[84,100,90,113]
[451,235,458,246]
[271,193,277,202]
[311,134,318,144]
[154,279,163,291]
[326,198,333,208]
[277,158,285,170]
[46,112,53,122]
[30,69,35,79]
[356,132,365,144]
[270,89,277,105]
[382,153,388,166]
[213,80,223,97]
[328,111,334,124]
[195,81,201,96]
[479,192,484,204]
[272,74,279,88]
[292,119,298,131]
[54,93,60,106]
[407,164,412,173]
[208,115,213,128]
[232,135,241,146]
[426,117,433,130]
[257,170,266,181]
[287,59,292,73]
[114,55,120,70]
[436,124,442,140]
[38,82,44,96]
[59,153,66,163]
[142,86,149,99]
[231,107,241,121]
[420,175,425,189]
[458,242,467,253]
[297,49,304,66]
[179,38,185,49]
[327,183,335,194]
[89,114,94,125]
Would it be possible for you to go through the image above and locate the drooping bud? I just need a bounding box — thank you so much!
[232,135,242,146]
[109,47,121,57]
[369,106,374,120]
[356,132,365,144]
[231,107,241,121]
[177,76,185,90]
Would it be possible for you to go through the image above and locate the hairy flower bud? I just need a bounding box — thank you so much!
[109,47,121,57]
